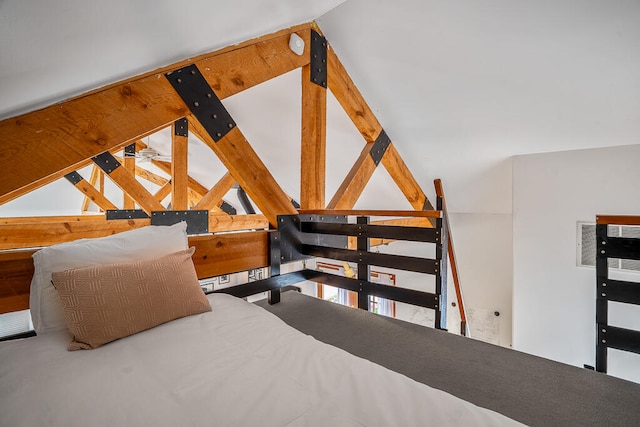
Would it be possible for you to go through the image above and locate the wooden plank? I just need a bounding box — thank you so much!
[188,118,297,226]
[195,172,236,211]
[597,215,640,226]
[0,218,151,250]
[103,164,166,215]
[171,122,189,210]
[327,46,382,143]
[381,142,434,211]
[152,160,208,197]
[326,142,377,209]
[0,24,312,204]
[70,177,118,211]
[209,214,269,233]
[190,231,270,280]
[300,64,327,209]
[0,214,106,225]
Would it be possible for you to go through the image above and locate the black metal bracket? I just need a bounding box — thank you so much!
[124,143,136,158]
[92,151,121,174]
[64,171,83,185]
[370,130,391,166]
[151,210,209,235]
[310,29,327,88]
[106,209,150,220]
[165,64,236,142]
[277,214,348,264]
[174,117,188,137]
[220,201,237,215]
[236,186,256,214]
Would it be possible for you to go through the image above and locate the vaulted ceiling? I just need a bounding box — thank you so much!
[1,0,639,217]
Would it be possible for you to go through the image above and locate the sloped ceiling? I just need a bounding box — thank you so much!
[0,0,345,118]
[1,0,638,216]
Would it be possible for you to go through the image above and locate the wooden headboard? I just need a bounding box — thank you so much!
[0,231,271,315]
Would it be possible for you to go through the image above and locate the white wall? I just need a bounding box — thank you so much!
[513,144,640,382]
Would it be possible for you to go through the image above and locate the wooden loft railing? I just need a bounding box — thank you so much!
[595,214,640,373]
[434,179,468,336]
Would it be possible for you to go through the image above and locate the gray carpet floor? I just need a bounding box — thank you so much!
[257,291,640,426]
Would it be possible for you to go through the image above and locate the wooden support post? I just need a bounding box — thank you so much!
[301,64,327,209]
[171,119,189,210]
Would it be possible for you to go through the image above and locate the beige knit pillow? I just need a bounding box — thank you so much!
[51,247,211,350]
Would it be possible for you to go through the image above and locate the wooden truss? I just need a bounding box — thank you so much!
[0,22,433,249]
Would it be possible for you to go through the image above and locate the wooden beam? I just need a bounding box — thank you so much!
[300,64,327,209]
[0,141,130,206]
[188,118,297,225]
[209,214,269,233]
[171,120,189,210]
[0,218,151,250]
[195,172,236,211]
[67,175,118,212]
[0,24,312,204]
[98,157,165,215]
[152,160,208,197]
[134,165,169,187]
[190,231,270,280]
[381,142,434,211]
[327,46,382,143]
[0,215,106,225]
[154,181,172,204]
[326,142,377,209]
[81,166,101,212]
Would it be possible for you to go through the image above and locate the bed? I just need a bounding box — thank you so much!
[1,217,640,427]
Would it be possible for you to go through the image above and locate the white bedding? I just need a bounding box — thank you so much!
[0,294,521,426]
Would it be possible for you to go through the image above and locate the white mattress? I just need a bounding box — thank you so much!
[0,294,521,426]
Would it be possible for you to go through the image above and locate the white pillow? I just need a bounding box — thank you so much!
[30,222,189,334]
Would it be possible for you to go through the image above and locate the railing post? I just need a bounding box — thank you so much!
[357,216,370,310]
[435,196,448,330]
